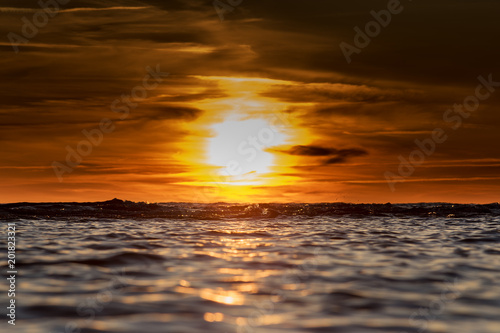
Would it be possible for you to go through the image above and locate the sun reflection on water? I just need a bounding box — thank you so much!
[199,288,245,305]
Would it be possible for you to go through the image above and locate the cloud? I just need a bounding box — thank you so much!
[283,145,337,156]
[261,82,424,104]
[0,6,150,13]
[276,145,368,165]
[0,0,499,203]
[130,106,203,122]
[324,149,369,164]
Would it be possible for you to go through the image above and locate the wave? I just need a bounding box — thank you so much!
[1,198,499,220]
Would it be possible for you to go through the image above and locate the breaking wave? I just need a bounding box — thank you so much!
[1,198,499,220]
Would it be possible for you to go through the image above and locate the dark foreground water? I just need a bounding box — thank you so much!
[1,201,500,333]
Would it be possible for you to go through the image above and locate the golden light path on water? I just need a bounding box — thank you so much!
[169,228,292,329]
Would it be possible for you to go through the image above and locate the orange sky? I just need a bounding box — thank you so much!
[1,0,500,203]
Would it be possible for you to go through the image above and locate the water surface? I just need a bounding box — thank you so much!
[2,201,500,333]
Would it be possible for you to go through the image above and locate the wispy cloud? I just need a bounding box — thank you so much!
[0,6,150,13]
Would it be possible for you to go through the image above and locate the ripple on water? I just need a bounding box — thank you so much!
[4,214,500,333]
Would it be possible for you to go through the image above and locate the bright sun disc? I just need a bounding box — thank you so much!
[207,117,288,185]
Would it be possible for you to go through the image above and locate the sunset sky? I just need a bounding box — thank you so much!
[1,0,500,203]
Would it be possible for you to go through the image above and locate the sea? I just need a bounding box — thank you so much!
[1,199,500,333]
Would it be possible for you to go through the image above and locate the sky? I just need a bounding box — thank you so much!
[1,0,500,203]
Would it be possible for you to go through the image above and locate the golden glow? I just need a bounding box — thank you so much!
[172,75,308,202]
[204,312,224,322]
[200,288,245,305]
[207,117,288,185]
[179,280,190,287]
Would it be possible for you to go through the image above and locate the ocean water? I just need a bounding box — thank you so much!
[2,200,500,333]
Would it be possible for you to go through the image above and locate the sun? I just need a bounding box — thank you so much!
[207,117,288,185]
[173,75,306,202]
